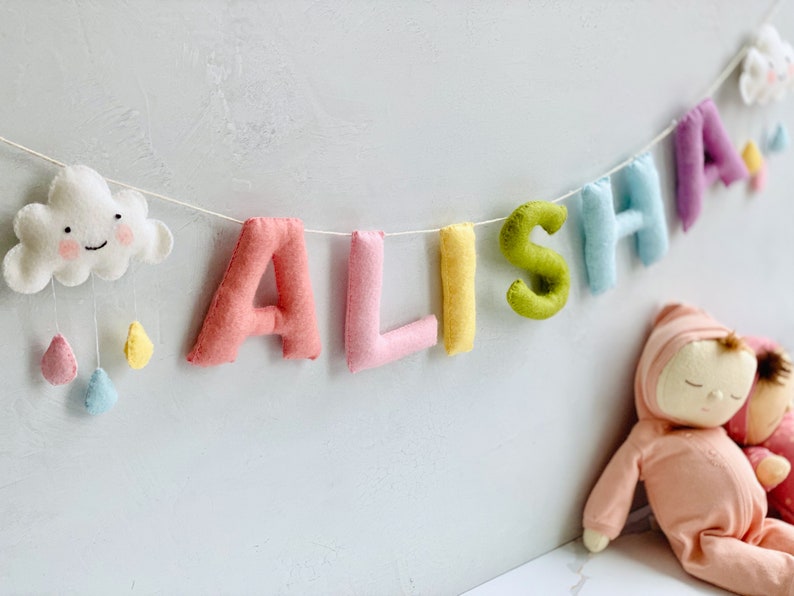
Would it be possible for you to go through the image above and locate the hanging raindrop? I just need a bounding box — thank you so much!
[124,321,154,370]
[84,368,118,415]
[40,334,78,385]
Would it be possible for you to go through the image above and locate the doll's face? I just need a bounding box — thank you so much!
[747,352,794,444]
[656,339,757,428]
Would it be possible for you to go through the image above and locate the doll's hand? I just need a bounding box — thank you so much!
[757,454,791,488]
[582,528,610,553]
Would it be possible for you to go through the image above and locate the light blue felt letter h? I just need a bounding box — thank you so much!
[581,153,668,295]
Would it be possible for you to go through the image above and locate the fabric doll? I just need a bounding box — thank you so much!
[582,304,794,596]
[726,338,794,523]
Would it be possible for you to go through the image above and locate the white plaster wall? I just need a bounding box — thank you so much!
[1,1,793,594]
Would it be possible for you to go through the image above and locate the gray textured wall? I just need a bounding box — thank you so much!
[1,1,792,594]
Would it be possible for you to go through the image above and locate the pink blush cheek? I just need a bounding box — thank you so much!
[789,64,794,76]
[768,69,778,84]
[58,240,80,261]
[116,224,134,246]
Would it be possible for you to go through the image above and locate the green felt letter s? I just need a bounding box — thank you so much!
[499,201,570,320]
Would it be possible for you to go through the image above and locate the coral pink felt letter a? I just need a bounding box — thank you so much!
[187,218,321,366]
[345,231,437,373]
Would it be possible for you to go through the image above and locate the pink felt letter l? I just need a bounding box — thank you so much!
[187,218,321,366]
[345,230,438,373]
[674,98,748,231]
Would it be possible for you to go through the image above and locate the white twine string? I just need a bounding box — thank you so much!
[50,277,60,334]
[0,0,783,238]
[90,273,101,368]
[131,262,139,321]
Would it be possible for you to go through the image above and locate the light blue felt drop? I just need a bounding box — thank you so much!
[768,123,790,154]
[85,368,118,415]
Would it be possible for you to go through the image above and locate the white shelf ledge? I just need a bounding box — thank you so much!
[463,530,732,595]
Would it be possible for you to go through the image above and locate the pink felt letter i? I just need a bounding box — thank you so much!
[187,218,321,366]
[345,231,438,373]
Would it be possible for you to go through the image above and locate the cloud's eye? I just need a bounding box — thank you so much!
[769,60,776,69]
[730,394,744,400]
[115,213,122,220]
[64,226,71,234]
[685,380,703,387]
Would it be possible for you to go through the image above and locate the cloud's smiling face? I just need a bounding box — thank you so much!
[3,165,173,293]
[761,36,794,91]
[740,24,794,105]
[55,184,138,262]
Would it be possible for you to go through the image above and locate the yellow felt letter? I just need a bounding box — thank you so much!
[440,223,476,355]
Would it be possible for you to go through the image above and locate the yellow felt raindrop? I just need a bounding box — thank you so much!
[741,140,764,175]
[124,321,154,369]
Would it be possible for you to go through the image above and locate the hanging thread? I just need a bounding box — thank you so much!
[131,262,139,321]
[90,274,101,368]
[50,277,60,334]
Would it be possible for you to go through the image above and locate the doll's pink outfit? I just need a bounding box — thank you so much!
[583,305,794,595]
[727,337,794,525]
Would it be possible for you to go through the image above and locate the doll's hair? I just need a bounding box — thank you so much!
[757,349,792,385]
[717,331,753,354]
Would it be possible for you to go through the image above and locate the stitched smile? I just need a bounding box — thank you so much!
[85,241,108,251]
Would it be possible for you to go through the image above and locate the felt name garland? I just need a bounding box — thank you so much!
[1,22,792,408]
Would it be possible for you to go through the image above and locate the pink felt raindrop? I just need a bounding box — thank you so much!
[40,333,78,385]
[752,160,769,192]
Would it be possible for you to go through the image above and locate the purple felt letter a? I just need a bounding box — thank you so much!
[674,98,748,231]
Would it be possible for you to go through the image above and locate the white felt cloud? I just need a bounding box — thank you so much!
[3,165,173,294]
[739,24,794,105]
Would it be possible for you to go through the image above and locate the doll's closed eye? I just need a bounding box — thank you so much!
[730,394,744,400]
[685,380,703,387]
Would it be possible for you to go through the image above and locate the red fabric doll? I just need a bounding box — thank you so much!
[726,337,794,521]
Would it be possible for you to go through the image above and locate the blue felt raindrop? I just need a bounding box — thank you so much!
[768,123,790,153]
[84,368,118,415]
